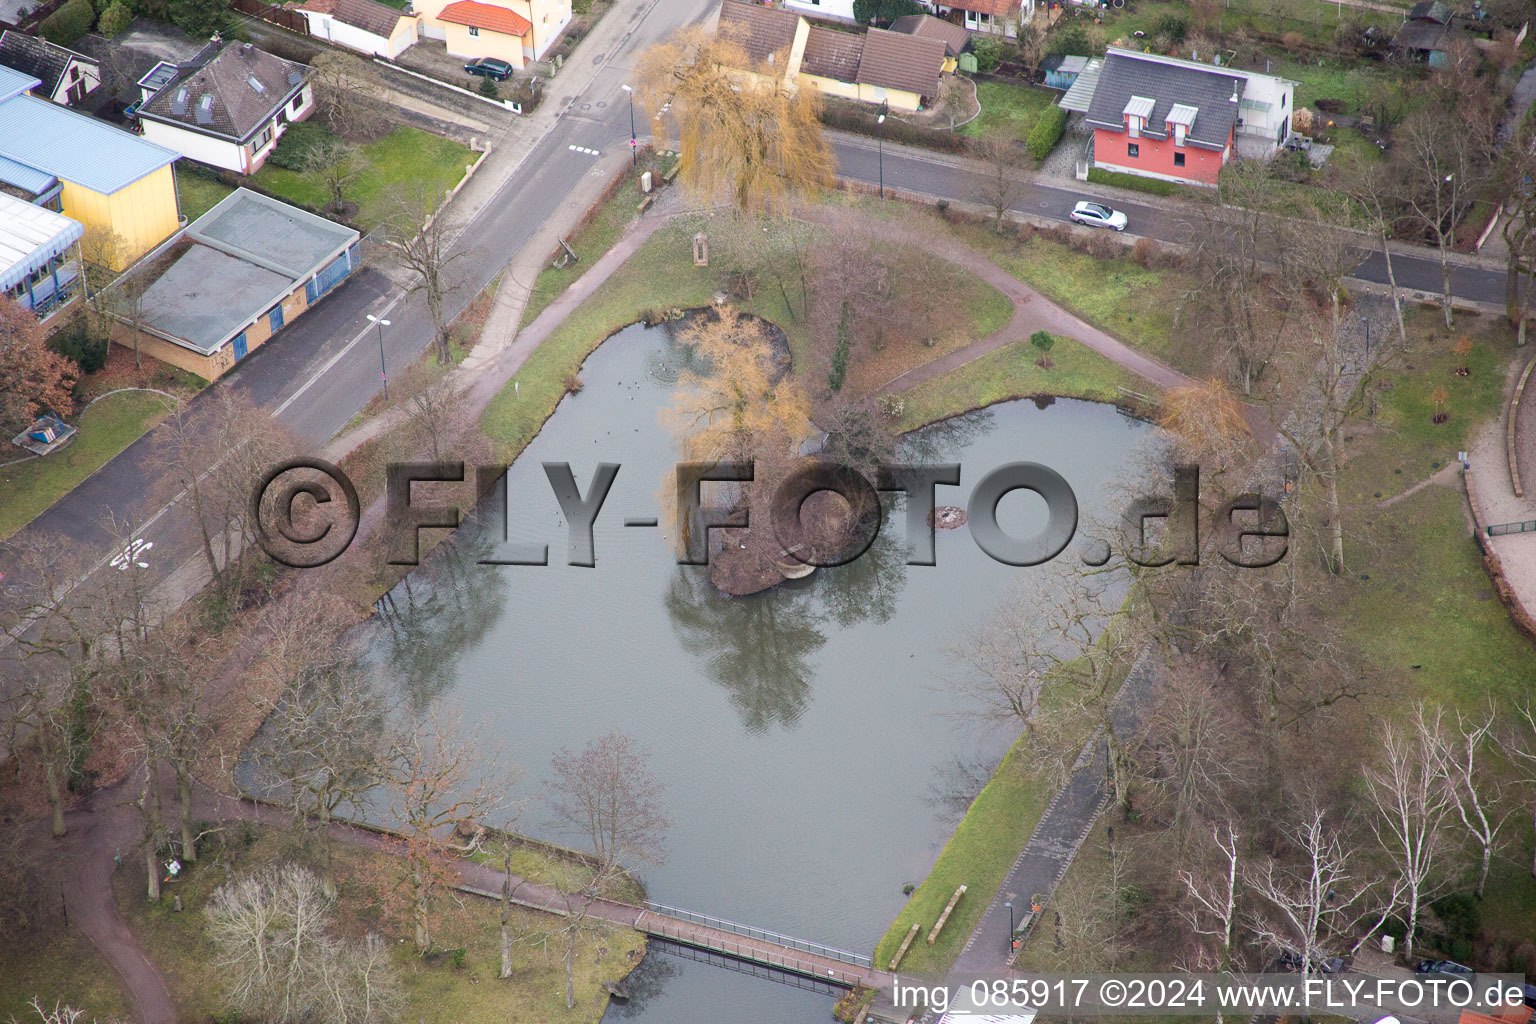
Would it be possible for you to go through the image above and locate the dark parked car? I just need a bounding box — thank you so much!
[464,58,514,81]
[1412,960,1474,985]
[1278,950,1346,974]
[1521,983,1536,1009]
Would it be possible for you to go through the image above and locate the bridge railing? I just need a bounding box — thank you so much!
[643,920,864,987]
[642,901,873,969]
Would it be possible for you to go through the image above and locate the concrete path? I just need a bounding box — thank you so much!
[1465,353,1536,626]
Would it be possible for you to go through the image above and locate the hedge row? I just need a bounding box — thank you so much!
[38,0,94,46]
[821,104,968,154]
[1026,104,1068,162]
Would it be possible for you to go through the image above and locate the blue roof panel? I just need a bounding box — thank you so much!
[0,153,57,195]
[0,94,178,195]
[0,64,39,103]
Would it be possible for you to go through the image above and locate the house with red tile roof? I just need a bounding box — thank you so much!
[294,0,419,59]
[411,0,569,66]
[923,0,1036,38]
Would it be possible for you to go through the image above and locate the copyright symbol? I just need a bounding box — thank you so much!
[1100,980,1127,1007]
[251,458,360,569]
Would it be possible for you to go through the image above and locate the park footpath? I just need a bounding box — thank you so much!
[1463,350,1536,639]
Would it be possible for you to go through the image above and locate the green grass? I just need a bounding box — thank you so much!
[519,168,649,330]
[0,389,178,540]
[0,926,132,1022]
[1086,167,1188,197]
[893,337,1131,430]
[959,80,1056,142]
[115,828,644,1024]
[253,126,475,232]
[872,733,1062,978]
[1098,0,1403,52]
[177,171,235,223]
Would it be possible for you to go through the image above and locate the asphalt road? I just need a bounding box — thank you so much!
[829,132,1508,306]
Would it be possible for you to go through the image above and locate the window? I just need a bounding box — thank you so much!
[291,93,304,113]
[1127,143,1139,158]
[469,25,479,34]
[1127,116,1139,138]
[255,125,273,150]
[1174,151,1186,167]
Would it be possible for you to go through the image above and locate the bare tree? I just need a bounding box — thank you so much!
[397,362,462,461]
[1508,702,1536,879]
[1395,104,1493,330]
[1443,705,1511,898]
[973,137,1026,233]
[1344,159,1410,349]
[306,52,384,137]
[204,863,402,1024]
[1179,822,1243,973]
[1498,118,1536,347]
[1141,659,1253,844]
[385,190,464,366]
[1246,804,1377,978]
[304,136,365,216]
[1044,837,1133,971]
[1363,704,1456,962]
[387,711,515,954]
[547,730,667,879]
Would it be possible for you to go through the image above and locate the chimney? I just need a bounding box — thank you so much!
[1230,81,1238,102]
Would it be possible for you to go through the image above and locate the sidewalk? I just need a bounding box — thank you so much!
[1465,352,1536,633]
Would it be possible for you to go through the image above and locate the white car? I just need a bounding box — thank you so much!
[1070,200,1128,231]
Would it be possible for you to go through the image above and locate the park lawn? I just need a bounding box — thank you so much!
[253,126,475,232]
[873,732,1068,978]
[959,80,1056,143]
[1098,0,1402,52]
[519,168,651,330]
[177,171,235,223]
[0,925,132,1022]
[892,337,1132,431]
[114,828,644,1024]
[0,389,178,541]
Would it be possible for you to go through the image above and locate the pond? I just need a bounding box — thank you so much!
[364,321,1159,1021]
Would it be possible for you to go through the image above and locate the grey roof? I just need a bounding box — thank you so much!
[1085,50,1243,151]
[0,190,82,293]
[1396,16,1457,51]
[0,93,178,194]
[1040,54,1088,74]
[0,62,36,102]
[1058,57,1102,112]
[138,243,292,354]
[0,31,96,99]
[717,0,801,68]
[188,188,357,280]
[1408,1,1450,23]
[856,26,945,97]
[139,41,307,143]
[801,25,863,82]
[888,14,970,57]
[129,188,358,353]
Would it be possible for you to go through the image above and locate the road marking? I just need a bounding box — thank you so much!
[271,294,405,418]
[567,144,602,155]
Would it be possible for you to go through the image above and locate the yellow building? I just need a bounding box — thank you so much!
[413,0,570,64]
[0,64,181,271]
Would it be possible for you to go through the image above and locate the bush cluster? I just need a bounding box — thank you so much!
[38,0,94,46]
[267,122,328,171]
[1026,104,1068,161]
[47,315,109,377]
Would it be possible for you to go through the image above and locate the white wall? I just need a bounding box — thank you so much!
[140,120,246,172]
[299,12,414,58]
[1235,72,1294,143]
[784,0,855,21]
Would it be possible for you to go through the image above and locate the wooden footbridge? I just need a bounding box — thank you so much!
[634,902,891,990]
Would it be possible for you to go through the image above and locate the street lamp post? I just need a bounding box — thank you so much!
[367,313,391,399]
[621,84,636,167]
[1004,901,1014,954]
[876,103,888,199]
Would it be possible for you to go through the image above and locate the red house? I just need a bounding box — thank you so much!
[1083,48,1295,187]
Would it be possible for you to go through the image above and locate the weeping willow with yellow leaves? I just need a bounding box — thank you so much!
[1157,379,1255,474]
[637,26,835,214]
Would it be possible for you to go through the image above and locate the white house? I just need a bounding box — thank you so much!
[783,0,856,22]
[135,40,313,175]
[0,30,100,107]
[295,0,420,59]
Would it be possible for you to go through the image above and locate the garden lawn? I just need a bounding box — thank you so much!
[0,389,178,540]
[959,81,1056,143]
[519,167,650,330]
[253,126,475,232]
[177,172,235,223]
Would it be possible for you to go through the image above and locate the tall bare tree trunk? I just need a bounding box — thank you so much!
[1439,245,1454,330]
[141,761,162,902]
[176,765,196,862]
[565,933,576,1009]
[39,728,66,838]
[1381,231,1408,347]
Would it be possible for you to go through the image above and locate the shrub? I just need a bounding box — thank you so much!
[1085,229,1120,261]
[48,316,109,376]
[972,35,1004,73]
[267,121,328,171]
[38,0,95,46]
[1026,104,1068,161]
[477,73,499,98]
[169,0,225,38]
[97,0,131,35]
[1154,14,1188,40]
[1131,236,1161,267]
[1314,97,1347,114]
[1281,30,1305,49]
[1030,329,1054,354]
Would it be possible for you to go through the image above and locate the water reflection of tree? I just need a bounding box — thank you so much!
[664,567,825,733]
[813,526,906,629]
[898,407,995,464]
[603,946,682,1018]
[373,515,508,713]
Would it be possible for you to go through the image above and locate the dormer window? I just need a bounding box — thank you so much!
[1123,95,1153,138]
[1167,103,1198,148]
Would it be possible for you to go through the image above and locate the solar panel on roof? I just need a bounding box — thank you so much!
[171,87,189,115]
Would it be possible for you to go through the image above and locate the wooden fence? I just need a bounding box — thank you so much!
[228,0,309,35]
